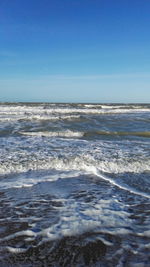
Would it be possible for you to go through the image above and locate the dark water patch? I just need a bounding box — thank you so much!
[1,229,150,267]
[0,233,113,267]
[0,129,14,137]
[84,130,150,139]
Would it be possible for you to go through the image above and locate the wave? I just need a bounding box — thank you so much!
[25,114,81,121]
[0,114,81,123]
[19,130,84,138]
[93,169,150,199]
[1,156,150,199]
[0,105,150,117]
[1,153,150,178]
[15,130,150,139]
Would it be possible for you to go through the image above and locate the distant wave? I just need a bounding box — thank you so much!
[0,104,150,117]
[19,130,150,139]
[19,130,84,138]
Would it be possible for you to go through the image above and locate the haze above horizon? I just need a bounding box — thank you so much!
[0,0,150,103]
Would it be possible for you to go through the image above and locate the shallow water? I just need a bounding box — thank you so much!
[0,103,150,266]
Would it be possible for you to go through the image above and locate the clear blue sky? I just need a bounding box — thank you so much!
[0,0,150,102]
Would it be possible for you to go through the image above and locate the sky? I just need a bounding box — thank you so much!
[0,0,150,103]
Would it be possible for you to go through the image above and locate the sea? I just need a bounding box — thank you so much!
[0,102,150,266]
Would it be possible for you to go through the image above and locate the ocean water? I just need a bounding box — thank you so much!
[0,103,150,266]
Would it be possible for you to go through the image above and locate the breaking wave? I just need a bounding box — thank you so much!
[0,153,150,178]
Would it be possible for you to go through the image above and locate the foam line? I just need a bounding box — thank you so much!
[93,168,150,199]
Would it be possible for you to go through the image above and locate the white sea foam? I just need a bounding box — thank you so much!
[0,114,81,122]
[3,184,131,246]
[0,229,36,242]
[6,247,28,254]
